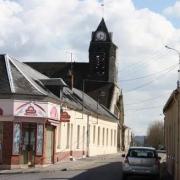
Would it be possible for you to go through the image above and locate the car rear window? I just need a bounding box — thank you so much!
[128,149,156,158]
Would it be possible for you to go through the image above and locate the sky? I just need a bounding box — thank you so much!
[1,0,180,135]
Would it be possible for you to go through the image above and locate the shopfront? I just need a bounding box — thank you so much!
[12,122,45,167]
[0,99,60,169]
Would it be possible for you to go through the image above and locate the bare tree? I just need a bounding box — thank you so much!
[146,120,164,149]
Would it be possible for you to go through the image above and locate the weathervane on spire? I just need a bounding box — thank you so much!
[101,1,105,18]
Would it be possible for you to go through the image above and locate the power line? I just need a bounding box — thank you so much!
[126,105,164,111]
[124,65,176,93]
[120,54,171,77]
[120,63,178,82]
[119,50,168,73]
[119,50,165,71]
[124,92,170,106]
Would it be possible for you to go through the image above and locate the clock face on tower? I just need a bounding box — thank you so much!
[95,31,107,41]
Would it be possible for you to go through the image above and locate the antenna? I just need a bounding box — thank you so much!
[66,51,74,89]
[70,52,73,72]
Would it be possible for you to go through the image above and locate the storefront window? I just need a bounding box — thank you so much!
[0,122,3,142]
[12,123,21,155]
[36,124,43,156]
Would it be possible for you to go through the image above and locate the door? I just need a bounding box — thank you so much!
[22,124,35,166]
[0,122,3,164]
[45,126,54,163]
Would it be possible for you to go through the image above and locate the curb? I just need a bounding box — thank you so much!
[0,153,123,175]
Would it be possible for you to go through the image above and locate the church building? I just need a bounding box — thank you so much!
[27,18,124,151]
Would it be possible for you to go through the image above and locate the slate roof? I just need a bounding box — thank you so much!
[26,62,89,90]
[74,88,117,120]
[62,87,118,121]
[0,54,56,97]
[83,80,115,109]
[26,62,116,109]
[0,54,118,122]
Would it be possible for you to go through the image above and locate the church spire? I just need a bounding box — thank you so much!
[90,18,112,42]
[96,18,109,34]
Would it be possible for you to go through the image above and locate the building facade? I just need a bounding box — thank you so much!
[0,54,118,169]
[163,88,180,180]
[123,126,132,151]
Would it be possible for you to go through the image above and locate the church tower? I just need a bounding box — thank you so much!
[89,18,117,83]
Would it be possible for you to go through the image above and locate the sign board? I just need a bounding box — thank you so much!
[60,111,71,122]
[14,101,60,121]
[14,101,47,118]
[48,103,60,120]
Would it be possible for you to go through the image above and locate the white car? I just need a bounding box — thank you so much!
[122,147,161,180]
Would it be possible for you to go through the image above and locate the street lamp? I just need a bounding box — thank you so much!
[165,45,180,88]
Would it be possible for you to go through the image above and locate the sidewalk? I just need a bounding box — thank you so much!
[0,153,123,175]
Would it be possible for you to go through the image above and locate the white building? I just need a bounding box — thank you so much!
[123,126,132,151]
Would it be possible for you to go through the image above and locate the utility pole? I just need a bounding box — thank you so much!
[165,45,180,87]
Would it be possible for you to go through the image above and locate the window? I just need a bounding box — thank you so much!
[12,123,21,155]
[77,125,80,149]
[92,53,106,76]
[66,123,70,148]
[128,149,156,158]
[111,129,113,146]
[57,123,61,148]
[102,128,105,146]
[106,128,108,146]
[36,124,43,155]
[70,124,73,150]
[0,122,3,163]
[88,125,91,144]
[83,126,85,149]
[114,130,116,146]
[98,127,100,146]
[93,125,96,144]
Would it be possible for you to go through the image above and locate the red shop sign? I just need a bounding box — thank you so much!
[60,112,71,122]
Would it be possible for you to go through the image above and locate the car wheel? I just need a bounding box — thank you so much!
[122,173,128,180]
[154,174,160,180]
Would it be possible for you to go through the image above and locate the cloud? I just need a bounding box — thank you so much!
[0,0,180,135]
[163,1,180,18]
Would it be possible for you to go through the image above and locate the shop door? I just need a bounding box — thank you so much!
[45,126,54,163]
[22,124,35,166]
[0,122,3,164]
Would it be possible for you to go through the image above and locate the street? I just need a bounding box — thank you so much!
[0,153,167,180]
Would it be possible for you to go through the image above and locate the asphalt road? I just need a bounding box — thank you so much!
[0,153,167,180]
